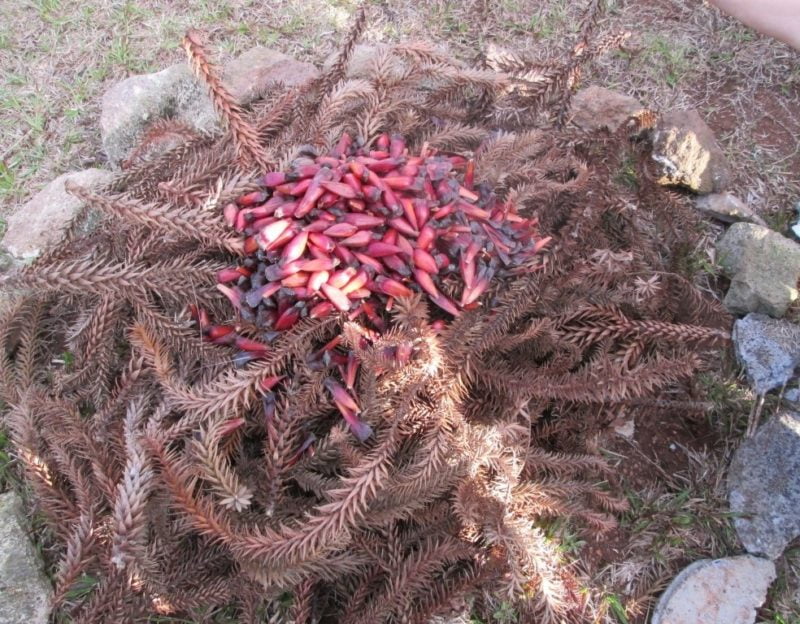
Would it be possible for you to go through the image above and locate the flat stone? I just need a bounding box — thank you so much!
[570,86,644,132]
[695,193,767,226]
[716,223,800,317]
[0,492,52,624]
[728,409,800,559]
[652,555,775,624]
[733,314,800,394]
[1,168,113,261]
[101,48,319,166]
[652,109,732,193]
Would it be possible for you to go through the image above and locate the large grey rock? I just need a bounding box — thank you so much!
[652,109,732,193]
[0,492,52,624]
[728,410,800,559]
[101,48,318,166]
[652,555,775,624]
[733,314,800,394]
[100,63,213,167]
[717,223,800,317]
[569,86,644,132]
[1,168,113,261]
[695,193,767,226]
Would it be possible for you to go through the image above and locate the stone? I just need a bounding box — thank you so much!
[101,48,319,166]
[695,193,767,226]
[651,555,775,624]
[716,222,800,317]
[224,47,318,104]
[652,109,733,193]
[728,409,800,559]
[323,43,382,79]
[100,63,213,167]
[1,168,113,261]
[338,44,386,78]
[323,43,417,82]
[569,86,644,132]
[611,415,635,439]
[733,314,800,394]
[323,43,460,83]
[791,200,800,240]
[431,613,471,624]
[785,386,800,405]
[0,492,52,624]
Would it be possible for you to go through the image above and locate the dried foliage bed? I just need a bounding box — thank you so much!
[0,4,731,623]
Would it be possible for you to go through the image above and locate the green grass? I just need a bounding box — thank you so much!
[32,0,61,18]
[491,602,518,623]
[615,154,638,189]
[542,517,586,555]
[428,1,467,38]
[0,428,10,491]
[0,163,15,197]
[765,206,794,233]
[107,36,149,74]
[65,574,99,602]
[501,0,569,38]
[642,35,692,88]
[604,593,630,624]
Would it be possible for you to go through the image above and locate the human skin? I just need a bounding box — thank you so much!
[709,0,800,50]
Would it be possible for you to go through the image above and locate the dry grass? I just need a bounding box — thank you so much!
[1,0,798,223]
[0,1,798,622]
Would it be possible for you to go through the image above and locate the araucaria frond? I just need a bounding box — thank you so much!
[182,29,270,170]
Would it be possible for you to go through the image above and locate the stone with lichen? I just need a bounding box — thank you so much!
[728,410,800,559]
[100,48,319,167]
[652,109,732,194]
[1,168,113,262]
[0,492,52,624]
[716,222,800,317]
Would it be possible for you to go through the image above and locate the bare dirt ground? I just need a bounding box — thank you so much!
[1,1,799,622]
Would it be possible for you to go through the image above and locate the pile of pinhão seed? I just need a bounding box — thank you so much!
[193,132,550,439]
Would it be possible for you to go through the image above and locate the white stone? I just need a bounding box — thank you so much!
[652,555,775,624]
[0,492,52,624]
[611,416,635,439]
